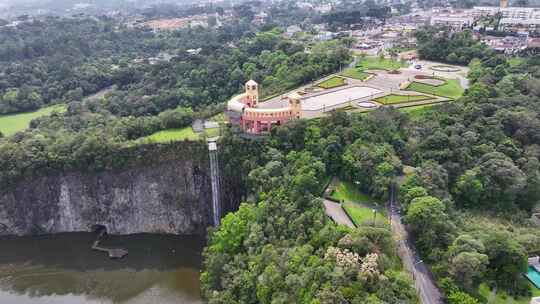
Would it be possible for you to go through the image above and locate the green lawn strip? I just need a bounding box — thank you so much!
[0,104,66,136]
[336,105,358,111]
[317,76,347,89]
[374,94,433,105]
[343,202,378,226]
[357,57,407,71]
[341,67,370,80]
[399,104,438,121]
[478,283,539,304]
[140,125,223,143]
[205,127,221,138]
[329,180,388,226]
[330,180,374,203]
[141,127,199,143]
[406,78,464,100]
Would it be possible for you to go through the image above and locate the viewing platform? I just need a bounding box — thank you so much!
[91,228,128,259]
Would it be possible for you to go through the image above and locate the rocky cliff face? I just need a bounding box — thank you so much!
[0,144,215,236]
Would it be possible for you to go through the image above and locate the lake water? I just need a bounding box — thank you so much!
[0,233,205,304]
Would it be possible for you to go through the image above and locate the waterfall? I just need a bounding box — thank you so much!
[208,140,221,226]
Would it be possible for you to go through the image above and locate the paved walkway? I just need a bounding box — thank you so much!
[323,200,355,228]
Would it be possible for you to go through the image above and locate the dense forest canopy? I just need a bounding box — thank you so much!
[416,27,494,65]
[0,17,350,190]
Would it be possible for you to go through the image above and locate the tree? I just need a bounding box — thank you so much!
[475,152,526,209]
[402,186,428,210]
[447,291,479,304]
[405,196,452,252]
[454,169,483,207]
[343,140,401,199]
[482,231,527,291]
[449,252,488,291]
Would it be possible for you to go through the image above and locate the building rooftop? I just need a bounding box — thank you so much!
[501,18,540,25]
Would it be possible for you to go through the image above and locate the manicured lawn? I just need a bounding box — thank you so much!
[478,283,540,304]
[142,127,199,143]
[343,202,381,226]
[329,179,387,226]
[330,180,375,203]
[357,56,407,71]
[374,94,432,105]
[205,127,221,138]
[407,78,464,100]
[141,126,221,143]
[400,104,437,120]
[317,76,347,89]
[0,104,66,136]
[341,67,370,80]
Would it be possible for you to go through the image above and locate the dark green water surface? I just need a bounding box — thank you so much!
[0,233,205,303]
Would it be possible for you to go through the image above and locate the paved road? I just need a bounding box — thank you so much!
[323,200,355,228]
[388,184,443,304]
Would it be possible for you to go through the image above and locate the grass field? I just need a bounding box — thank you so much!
[374,94,432,105]
[357,56,407,71]
[205,127,221,138]
[141,125,221,143]
[0,104,66,136]
[329,179,387,226]
[343,202,388,226]
[341,67,370,80]
[399,104,437,120]
[142,127,199,142]
[407,78,464,100]
[317,76,347,89]
[478,283,540,304]
[330,180,375,203]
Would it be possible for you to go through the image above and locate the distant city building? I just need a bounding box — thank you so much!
[315,4,332,14]
[141,15,211,31]
[316,31,334,41]
[471,6,540,20]
[297,2,314,10]
[285,25,302,38]
[483,36,527,54]
[500,18,540,33]
[186,48,202,55]
[253,12,268,25]
[430,16,474,30]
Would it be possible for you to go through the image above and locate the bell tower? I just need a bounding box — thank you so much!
[245,80,259,107]
[288,92,302,119]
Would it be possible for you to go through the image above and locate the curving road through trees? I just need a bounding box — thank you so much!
[388,184,443,304]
